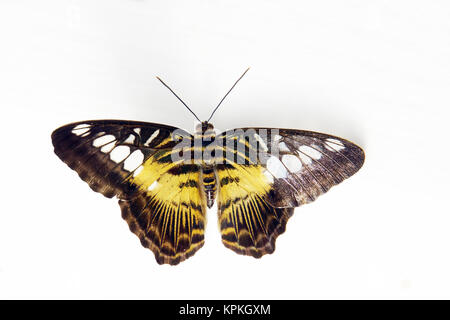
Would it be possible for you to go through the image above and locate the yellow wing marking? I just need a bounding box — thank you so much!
[120,153,207,265]
[217,161,293,258]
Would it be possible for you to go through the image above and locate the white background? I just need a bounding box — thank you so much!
[0,0,449,299]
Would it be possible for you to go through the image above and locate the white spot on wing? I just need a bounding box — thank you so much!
[133,128,141,135]
[325,144,334,151]
[109,145,130,163]
[133,165,144,177]
[282,154,303,172]
[80,131,91,137]
[326,138,344,146]
[278,142,290,152]
[299,145,322,160]
[72,124,90,136]
[123,134,135,144]
[266,156,288,179]
[93,134,116,147]
[123,150,144,171]
[72,127,90,136]
[297,152,312,165]
[273,134,282,143]
[101,143,115,153]
[145,130,160,146]
[148,180,158,191]
[72,124,90,130]
[325,138,345,151]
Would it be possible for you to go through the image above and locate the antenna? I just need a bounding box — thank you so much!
[156,76,201,122]
[207,67,250,122]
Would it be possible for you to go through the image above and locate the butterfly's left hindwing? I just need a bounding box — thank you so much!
[52,120,206,265]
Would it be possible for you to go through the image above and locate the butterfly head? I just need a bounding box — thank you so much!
[196,121,214,135]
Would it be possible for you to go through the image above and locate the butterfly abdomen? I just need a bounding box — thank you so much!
[194,122,218,208]
[202,166,217,208]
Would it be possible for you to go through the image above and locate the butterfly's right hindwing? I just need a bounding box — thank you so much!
[120,163,206,265]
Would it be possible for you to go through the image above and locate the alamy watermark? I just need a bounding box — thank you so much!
[169,127,280,165]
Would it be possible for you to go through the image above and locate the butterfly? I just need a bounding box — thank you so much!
[51,69,365,265]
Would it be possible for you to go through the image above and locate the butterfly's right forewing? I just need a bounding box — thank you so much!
[51,120,181,199]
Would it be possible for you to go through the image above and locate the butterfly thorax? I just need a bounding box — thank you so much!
[193,122,217,208]
[193,121,217,163]
[195,121,215,141]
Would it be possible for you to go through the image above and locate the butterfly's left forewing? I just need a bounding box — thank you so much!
[262,128,365,208]
[215,127,364,258]
[52,120,206,265]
